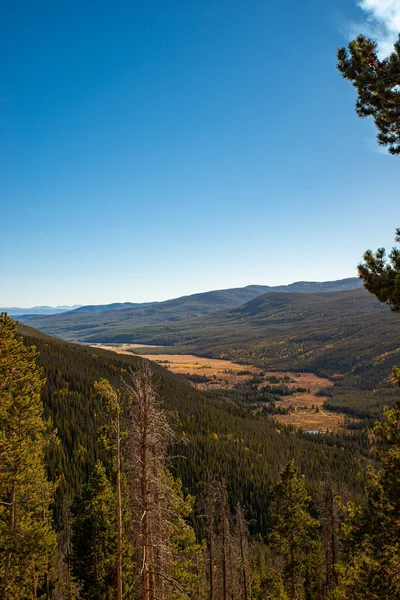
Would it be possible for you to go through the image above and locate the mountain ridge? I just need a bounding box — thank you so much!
[1,305,81,316]
[17,277,363,340]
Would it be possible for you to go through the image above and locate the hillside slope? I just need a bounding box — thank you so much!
[20,278,362,341]
[19,322,369,534]
[77,288,399,373]
[82,288,400,421]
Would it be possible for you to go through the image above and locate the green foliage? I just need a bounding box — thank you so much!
[337,34,400,155]
[269,460,320,599]
[17,324,369,540]
[170,478,207,600]
[264,572,289,600]
[38,287,400,425]
[250,544,268,600]
[21,280,361,343]
[337,400,400,598]
[0,314,56,599]
[70,461,117,599]
[358,228,400,311]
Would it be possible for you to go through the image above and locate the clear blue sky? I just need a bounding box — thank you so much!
[1,0,399,306]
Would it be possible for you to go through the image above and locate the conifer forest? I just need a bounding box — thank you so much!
[2,4,400,600]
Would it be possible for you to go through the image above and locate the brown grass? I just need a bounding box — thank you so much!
[273,411,344,432]
[90,344,346,432]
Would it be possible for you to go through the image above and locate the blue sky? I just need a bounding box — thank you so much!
[1,0,400,306]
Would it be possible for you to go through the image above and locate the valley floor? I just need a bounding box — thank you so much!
[90,343,346,433]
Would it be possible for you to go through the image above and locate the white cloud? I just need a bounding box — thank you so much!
[356,0,400,57]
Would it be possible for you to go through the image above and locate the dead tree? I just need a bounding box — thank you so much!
[320,476,339,596]
[204,478,217,600]
[234,504,251,600]
[124,364,178,600]
[207,480,237,600]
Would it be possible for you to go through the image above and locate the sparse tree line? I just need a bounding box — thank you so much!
[1,313,400,600]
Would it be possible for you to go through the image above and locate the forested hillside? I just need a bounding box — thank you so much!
[19,323,368,528]
[70,288,400,425]
[19,278,362,341]
[2,314,399,599]
[3,0,400,596]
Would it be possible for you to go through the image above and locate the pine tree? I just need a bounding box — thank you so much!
[335,233,400,598]
[358,227,400,312]
[69,461,116,600]
[94,378,126,600]
[337,35,400,155]
[170,478,206,600]
[269,460,319,600]
[265,573,289,600]
[0,313,56,599]
[336,401,400,599]
[250,544,267,600]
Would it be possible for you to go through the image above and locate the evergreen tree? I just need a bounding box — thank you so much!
[0,313,56,599]
[358,227,400,311]
[170,478,207,600]
[337,35,400,155]
[69,461,116,600]
[250,544,268,600]
[336,400,400,599]
[269,460,319,600]
[335,233,400,598]
[264,573,289,600]
[94,378,126,600]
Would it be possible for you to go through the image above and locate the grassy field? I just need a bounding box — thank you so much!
[91,343,346,432]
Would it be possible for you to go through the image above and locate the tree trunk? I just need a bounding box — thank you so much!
[209,508,215,600]
[116,411,123,600]
[222,515,228,600]
[237,509,249,600]
[141,394,150,600]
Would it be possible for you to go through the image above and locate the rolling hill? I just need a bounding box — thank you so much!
[18,278,362,341]
[18,322,369,535]
[73,287,400,422]
[56,288,397,374]
[1,305,81,317]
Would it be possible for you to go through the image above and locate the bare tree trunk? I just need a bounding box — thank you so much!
[125,365,176,600]
[221,514,228,600]
[236,505,250,600]
[124,364,190,600]
[116,411,123,600]
[208,488,215,600]
[140,392,150,600]
[321,477,339,596]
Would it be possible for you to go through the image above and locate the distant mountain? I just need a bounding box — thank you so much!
[18,278,362,341]
[65,278,363,316]
[72,302,150,314]
[88,287,400,384]
[78,287,385,347]
[267,278,363,293]
[2,305,81,317]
